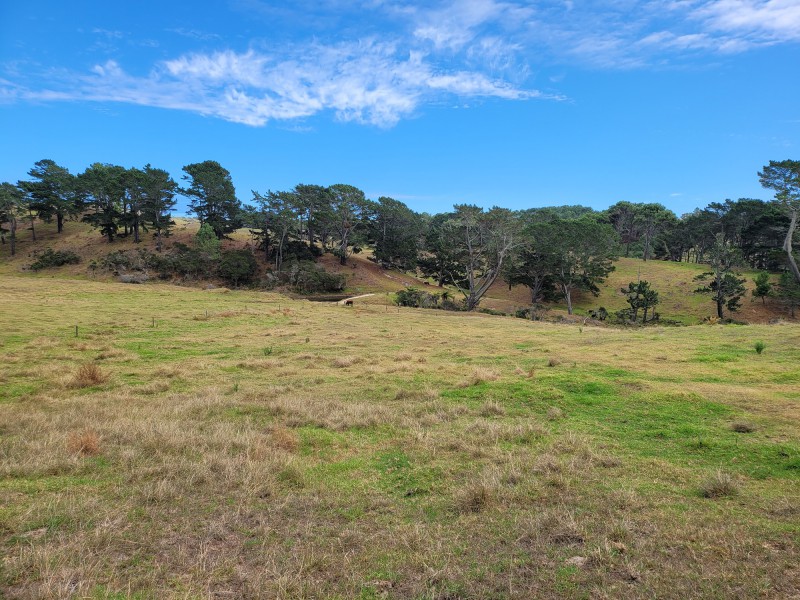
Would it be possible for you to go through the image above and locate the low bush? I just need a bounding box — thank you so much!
[396,287,441,308]
[218,248,258,287]
[30,248,80,271]
[288,261,346,294]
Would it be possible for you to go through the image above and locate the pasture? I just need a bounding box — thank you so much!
[1,275,799,599]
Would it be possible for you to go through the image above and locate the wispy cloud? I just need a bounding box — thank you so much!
[4,41,557,127]
[3,0,799,127]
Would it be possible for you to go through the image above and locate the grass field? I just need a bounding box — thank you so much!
[1,274,799,599]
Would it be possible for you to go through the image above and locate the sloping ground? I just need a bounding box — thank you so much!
[0,218,203,279]
[481,257,790,325]
[0,218,793,323]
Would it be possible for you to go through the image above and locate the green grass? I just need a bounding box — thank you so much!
[1,273,799,598]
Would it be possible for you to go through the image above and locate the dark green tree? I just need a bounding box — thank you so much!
[18,159,78,234]
[77,163,127,242]
[139,165,177,252]
[328,184,369,265]
[694,234,747,319]
[635,203,677,261]
[219,248,258,287]
[621,280,660,323]
[758,160,800,285]
[181,161,241,239]
[294,184,332,250]
[370,196,422,270]
[776,271,800,317]
[752,272,772,305]
[503,217,559,307]
[549,218,618,314]
[447,205,519,311]
[250,189,300,271]
[605,201,641,257]
[418,211,462,287]
[0,182,24,256]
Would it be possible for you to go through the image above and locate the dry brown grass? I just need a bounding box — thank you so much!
[458,366,500,387]
[68,363,108,388]
[66,429,101,456]
[270,425,300,452]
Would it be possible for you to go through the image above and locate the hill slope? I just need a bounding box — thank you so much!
[0,217,792,324]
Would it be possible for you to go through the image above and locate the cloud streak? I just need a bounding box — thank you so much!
[4,41,556,127]
[2,0,798,127]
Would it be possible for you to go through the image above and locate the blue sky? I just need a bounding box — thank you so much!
[1,0,799,216]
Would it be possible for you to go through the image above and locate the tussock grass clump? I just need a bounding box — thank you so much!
[546,406,565,421]
[332,356,362,368]
[458,367,500,387]
[270,425,300,452]
[395,387,439,401]
[547,357,561,367]
[69,363,108,388]
[731,421,756,433]
[478,401,506,417]
[455,479,496,514]
[699,469,738,498]
[66,429,101,456]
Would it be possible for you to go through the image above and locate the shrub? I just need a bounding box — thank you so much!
[218,248,258,287]
[30,248,80,271]
[288,261,346,294]
[754,341,766,355]
[395,287,441,308]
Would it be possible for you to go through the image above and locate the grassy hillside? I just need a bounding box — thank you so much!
[0,217,793,324]
[1,274,799,598]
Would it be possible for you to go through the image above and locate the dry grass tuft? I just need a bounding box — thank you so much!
[699,469,739,498]
[459,367,500,387]
[69,362,108,388]
[270,425,300,452]
[546,406,565,421]
[731,421,756,433]
[66,429,101,456]
[478,401,506,417]
[455,479,496,514]
[332,356,363,368]
[395,387,439,401]
[547,357,561,367]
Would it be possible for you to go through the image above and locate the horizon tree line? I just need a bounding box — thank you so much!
[2,157,799,316]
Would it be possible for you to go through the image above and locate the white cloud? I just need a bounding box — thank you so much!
[5,41,554,128]
[693,0,800,42]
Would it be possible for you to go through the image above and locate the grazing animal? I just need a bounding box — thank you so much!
[344,299,354,306]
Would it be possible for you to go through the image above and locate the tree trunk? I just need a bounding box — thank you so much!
[716,299,724,319]
[156,229,162,252]
[563,285,573,315]
[9,218,16,256]
[28,210,36,241]
[783,208,800,285]
[57,213,64,234]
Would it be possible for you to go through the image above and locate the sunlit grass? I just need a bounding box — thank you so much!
[1,269,799,598]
